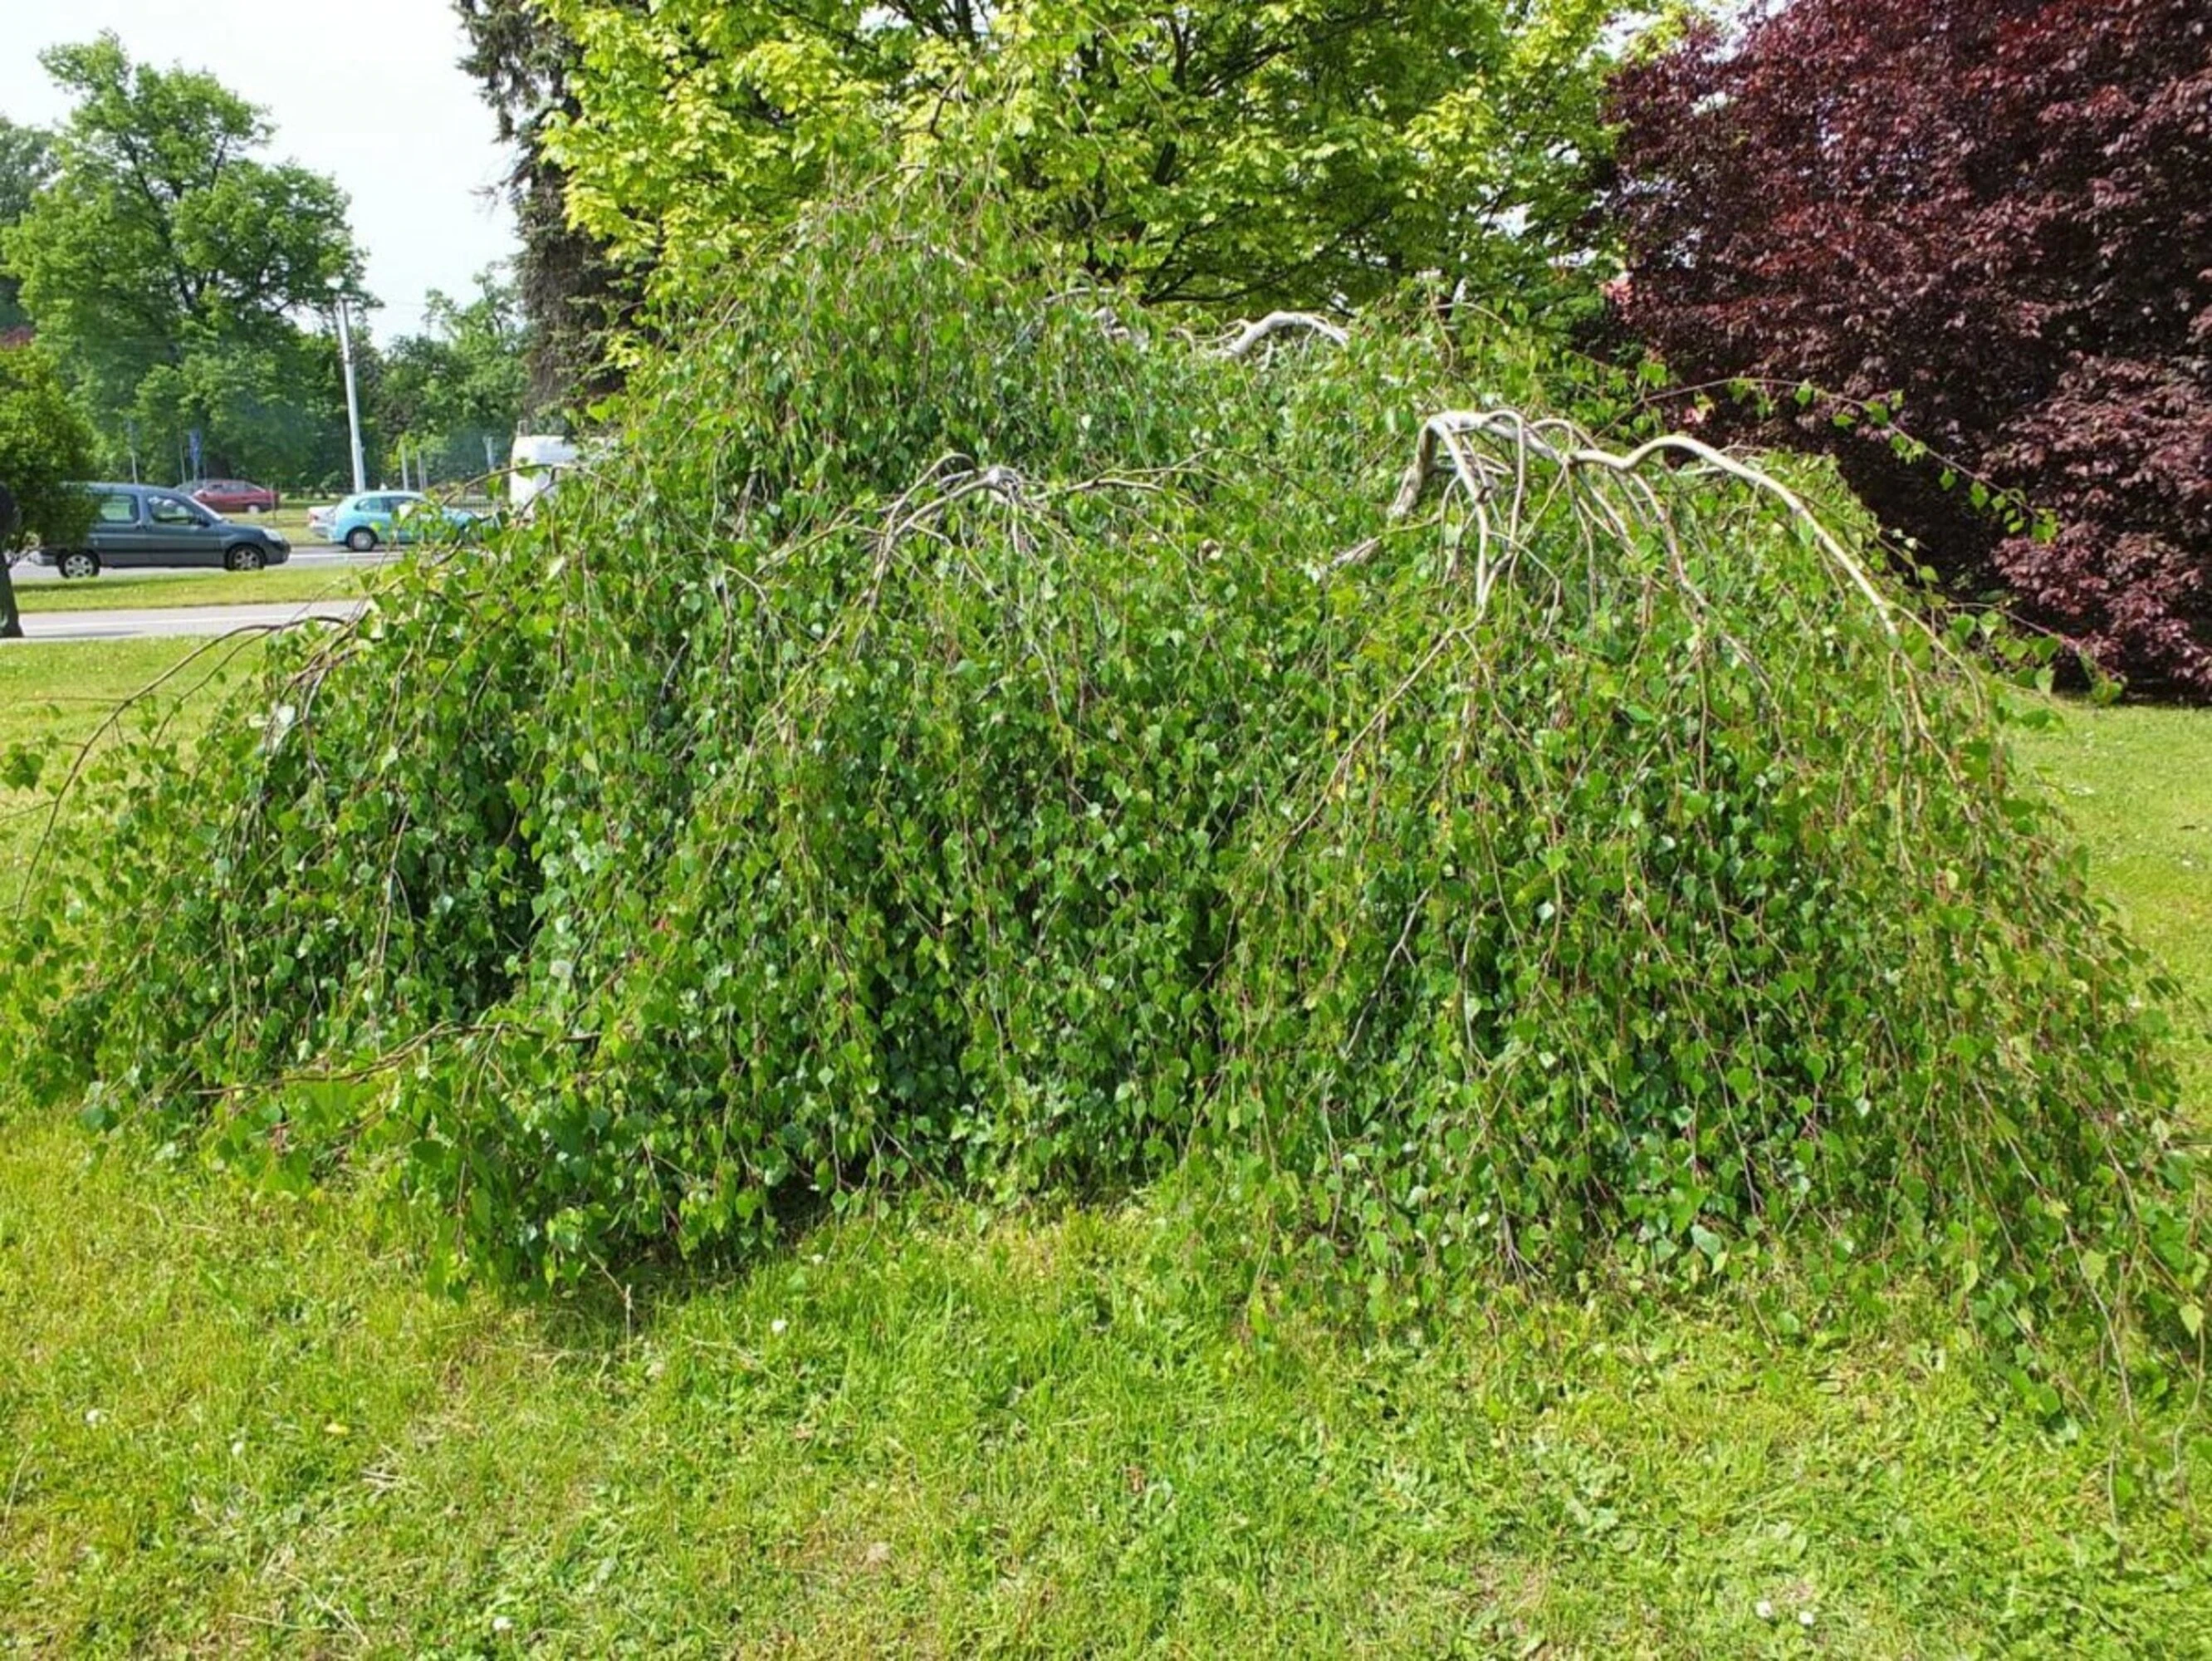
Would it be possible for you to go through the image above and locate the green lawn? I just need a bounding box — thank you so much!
[0,635,267,901]
[261,504,324,543]
[0,636,233,742]
[2014,703,2212,1116]
[1,643,2207,1657]
[12,564,370,615]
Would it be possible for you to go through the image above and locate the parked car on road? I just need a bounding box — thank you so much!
[184,478,280,514]
[34,483,291,578]
[323,491,483,551]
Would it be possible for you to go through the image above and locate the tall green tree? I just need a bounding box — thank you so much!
[1,35,365,483]
[455,0,636,411]
[0,118,56,330]
[0,343,97,639]
[539,0,1644,315]
[370,267,531,484]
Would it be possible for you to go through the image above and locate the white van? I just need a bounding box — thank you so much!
[510,434,581,513]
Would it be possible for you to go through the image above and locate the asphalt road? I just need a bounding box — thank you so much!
[10,600,368,642]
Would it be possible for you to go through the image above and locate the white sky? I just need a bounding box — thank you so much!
[0,0,520,341]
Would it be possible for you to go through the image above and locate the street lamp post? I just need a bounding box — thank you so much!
[329,278,367,495]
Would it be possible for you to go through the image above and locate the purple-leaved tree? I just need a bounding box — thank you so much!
[1606,0,2212,695]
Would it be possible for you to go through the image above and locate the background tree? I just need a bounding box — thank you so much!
[0,118,56,331]
[2,35,365,487]
[534,0,1642,317]
[1605,0,2212,697]
[369,267,530,485]
[0,342,97,639]
[454,0,636,414]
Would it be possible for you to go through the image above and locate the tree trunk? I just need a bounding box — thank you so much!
[0,483,20,639]
[0,556,22,640]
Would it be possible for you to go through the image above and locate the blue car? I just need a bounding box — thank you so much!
[323,491,483,551]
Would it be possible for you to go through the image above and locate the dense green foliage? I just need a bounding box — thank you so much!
[542,0,1636,317]
[4,191,2201,1366]
[1,34,363,484]
[0,343,96,551]
[0,115,55,330]
[0,341,99,637]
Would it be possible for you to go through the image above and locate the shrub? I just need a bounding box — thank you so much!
[0,341,95,638]
[1604,0,2212,697]
[4,187,2201,1356]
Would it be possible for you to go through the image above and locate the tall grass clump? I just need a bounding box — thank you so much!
[3,186,2201,1362]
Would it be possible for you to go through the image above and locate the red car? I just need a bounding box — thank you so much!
[186,478,280,515]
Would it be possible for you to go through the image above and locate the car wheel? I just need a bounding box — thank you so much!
[58,551,100,580]
[345,527,378,552]
[225,544,266,573]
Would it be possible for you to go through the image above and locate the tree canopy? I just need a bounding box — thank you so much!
[1606,0,2212,697]
[2,34,365,483]
[0,118,56,331]
[369,267,531,486]
[536,0,1642,316]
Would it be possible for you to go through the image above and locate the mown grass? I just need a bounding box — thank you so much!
[2014,703,2212,1119]
[12,565,371,615]
[4,1120,2209,1659]
[1,644,2208,1656]
[0,636,267,903]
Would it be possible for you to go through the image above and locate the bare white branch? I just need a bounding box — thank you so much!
[1216,311,1351,360]
[1385,409,1899,635]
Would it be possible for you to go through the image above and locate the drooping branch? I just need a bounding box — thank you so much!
[878,458,1030,556]
[1387,409,1899,635]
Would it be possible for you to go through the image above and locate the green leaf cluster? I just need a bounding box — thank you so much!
[0,339,99,636]
[5,184,2200,1363]
[0,116,56,330]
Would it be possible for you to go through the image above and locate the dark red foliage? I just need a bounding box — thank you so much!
[1604,0,2212,695]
